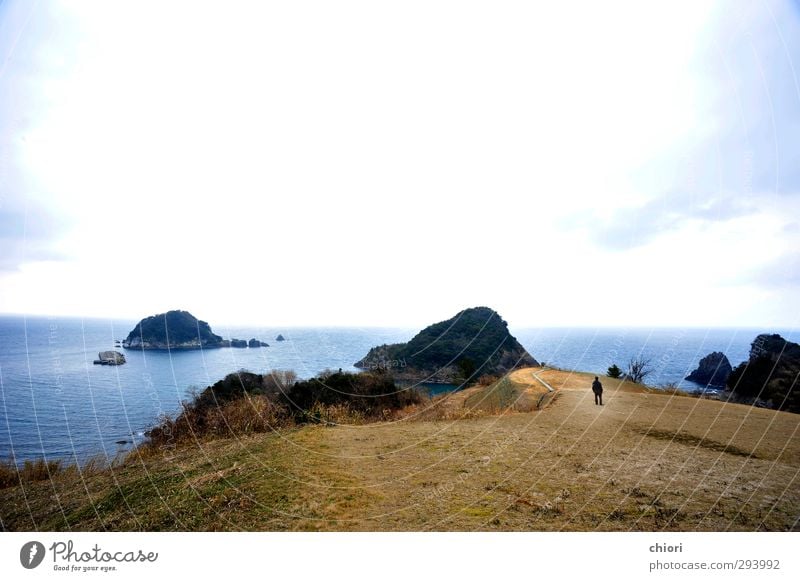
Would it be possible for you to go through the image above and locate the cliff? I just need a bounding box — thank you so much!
[354,306,538,383]
[727,334,800,413]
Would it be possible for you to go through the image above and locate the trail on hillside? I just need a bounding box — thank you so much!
[299,368,800,531]
[3,368,798,532]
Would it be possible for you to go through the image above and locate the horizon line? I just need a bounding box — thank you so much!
[0,311,796,332]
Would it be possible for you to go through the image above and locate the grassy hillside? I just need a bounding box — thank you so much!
[2,369,798,531]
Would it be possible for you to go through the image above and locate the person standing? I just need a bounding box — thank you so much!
[592,376,603,405]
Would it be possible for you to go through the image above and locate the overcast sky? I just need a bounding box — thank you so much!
[0,1,798,328]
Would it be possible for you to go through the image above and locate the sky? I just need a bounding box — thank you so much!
[0,0,798,328]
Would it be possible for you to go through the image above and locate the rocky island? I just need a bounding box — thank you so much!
[93,351,126,365]
[685,351,732,387]
[122,310,271,350]
[355,306,538,383]
[122,310,226,350]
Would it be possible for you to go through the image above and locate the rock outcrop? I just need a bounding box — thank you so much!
[727,334,800,413]
[685,351,732,387]
[93,351,126,365]
[275,334,286,342]
[355,306,538,383]
[122,310,225,350]
[230,339,248,348]
[249,338,269,348]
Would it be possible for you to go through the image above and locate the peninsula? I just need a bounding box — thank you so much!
[355,306,539,383]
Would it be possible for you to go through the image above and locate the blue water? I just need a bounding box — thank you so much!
[0,315,797,464]
[0,316,413,465]
[516,327,799,388]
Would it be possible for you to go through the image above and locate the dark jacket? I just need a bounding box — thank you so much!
[592,379,603,393]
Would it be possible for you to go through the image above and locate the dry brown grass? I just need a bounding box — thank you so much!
[1,455,110,490]
[399,391,489,422]
[2,367,798,531]
[145,394,293,451]
[286,368,800,531]
[0,458,63,488]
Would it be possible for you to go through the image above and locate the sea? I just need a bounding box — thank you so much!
[1,315,797,465]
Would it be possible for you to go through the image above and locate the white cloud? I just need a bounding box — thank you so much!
[0,0,798,327]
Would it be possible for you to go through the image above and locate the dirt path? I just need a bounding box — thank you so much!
[4,367,798,531]
[509,367,553,392]
[291,368,800,531]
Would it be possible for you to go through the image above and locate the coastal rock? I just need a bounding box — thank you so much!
[122,310,225,350]
[230,339,247,348]
[727,334,800,413]
[354,306,539,383]
[685,351,732,387]
[93,351,126,365]
[275,334,286,342]
[248,338,269,348]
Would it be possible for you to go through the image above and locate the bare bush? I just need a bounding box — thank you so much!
[145,394,293,450]
[626,355,654,383]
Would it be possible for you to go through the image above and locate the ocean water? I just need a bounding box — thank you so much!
[0,315,796,464]
[0,316,413,465]
[518,327,799,385]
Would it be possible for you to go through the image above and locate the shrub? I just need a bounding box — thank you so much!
[145,393,293,449]
[477,374,500,387]
[285,369,421,421]
[143,368,419,449]
[607,364,622,378]
[145,370,296,449]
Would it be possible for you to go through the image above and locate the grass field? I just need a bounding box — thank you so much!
[2,368,798,531]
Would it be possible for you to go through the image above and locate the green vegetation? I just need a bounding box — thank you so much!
[607,363,622,378]
[146,371,295,447]
[123,310,223,348]
[287,369,421,422]
[355,306,538,382]
[727,334,800,413]
[145,368,421,450]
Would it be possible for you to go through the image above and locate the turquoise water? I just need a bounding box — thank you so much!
[0,315,796,464]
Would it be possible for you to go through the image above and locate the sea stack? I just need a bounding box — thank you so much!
[355,306,538,383]
[275,334,286,342]
[685,351,732,387]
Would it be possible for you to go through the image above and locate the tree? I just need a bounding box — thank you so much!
[626,355,653,384]
[607,364,622,379]
[457,357,477,384]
